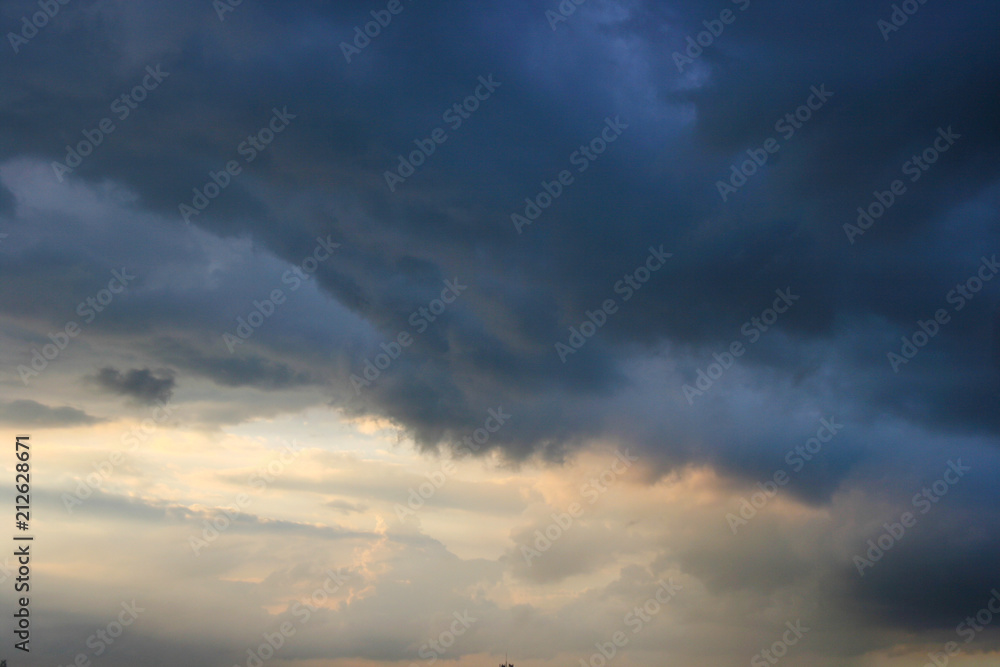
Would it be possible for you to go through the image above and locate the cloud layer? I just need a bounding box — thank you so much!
[1,0,999,665]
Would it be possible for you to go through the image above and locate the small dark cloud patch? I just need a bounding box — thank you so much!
[325,499,369,515]
[90,367,176,405]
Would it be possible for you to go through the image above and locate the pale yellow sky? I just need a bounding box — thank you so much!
[5,401,999,667]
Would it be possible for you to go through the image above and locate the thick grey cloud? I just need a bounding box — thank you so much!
[2,0,997,457]
[1,0,999,655]
[0,398,102,426]
[90,366,175,404]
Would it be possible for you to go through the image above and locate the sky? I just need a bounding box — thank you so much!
[1,0,999,666]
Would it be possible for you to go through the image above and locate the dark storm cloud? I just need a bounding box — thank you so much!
[797,473,1000,647]
[1,0,996,468]
[151,337,319,390]
[90,366,175,404]
[0,179,13,216]
[0,399,102,427]
[2,0,1000,643]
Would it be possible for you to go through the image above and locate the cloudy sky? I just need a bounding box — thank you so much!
[1,0,999,665]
